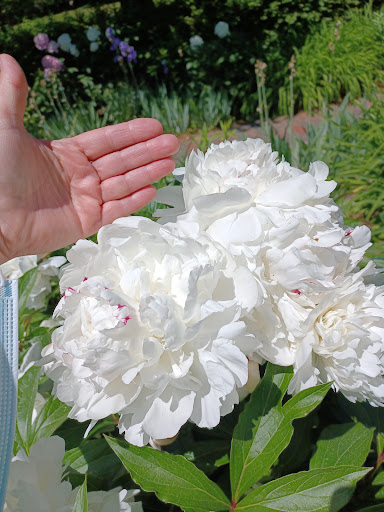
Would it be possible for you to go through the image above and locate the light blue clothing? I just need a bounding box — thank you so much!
[0,280,18,509]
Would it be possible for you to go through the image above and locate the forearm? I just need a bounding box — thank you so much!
[0,279,18,509]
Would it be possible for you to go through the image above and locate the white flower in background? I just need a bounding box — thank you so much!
[42,217,260,446]
[189,35,204,50]
[90,42,99,52]
[4,436,142,512]
[87,26,101,42]
[27,256,67,310]
[0,255,37,280]
[69,43,80,57]
[285,263,384,405]
[57,33,72,52]
[214,21,230,38]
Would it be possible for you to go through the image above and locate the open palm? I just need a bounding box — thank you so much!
[0,54,179,264]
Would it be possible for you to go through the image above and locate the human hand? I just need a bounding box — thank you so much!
[0,54,179,264]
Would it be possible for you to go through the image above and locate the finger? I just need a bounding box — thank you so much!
[101,185,157,226]
[72,118,164,160]
[101,157,175,202]
[93,134,179,181]
[0,54,29,128]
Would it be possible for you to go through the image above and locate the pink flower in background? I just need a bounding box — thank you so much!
[41,55,63,72]
[33,33,50,51]
[47,40,59,53]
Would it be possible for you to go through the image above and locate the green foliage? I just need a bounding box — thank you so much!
[106,364,373,511]
[63,438,126,490]
[230,365,332,502]
[106,436,231,512]
[29,396,71,447]
[15,366,41,454]
[18,267,39,313]
[15,366,70,454]
[0,0,107,26]
[291,3,384,111]
[235,467,369,511]
[72,476,88,512]
[3,0,375,121]
[310,423,374,469]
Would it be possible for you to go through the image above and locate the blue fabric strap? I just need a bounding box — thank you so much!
[0,280,18,509]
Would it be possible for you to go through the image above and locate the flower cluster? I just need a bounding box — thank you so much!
[86,26,101,52]
[214,21,230,39]
[4,436,142,512]
[33,31,79,80]
[189,35,204,51]
[106,27,137,65]
[42,138,384,447]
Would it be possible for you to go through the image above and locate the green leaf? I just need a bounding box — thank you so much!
[310,422,374,469]
[182,440,230,475]
[105,436,230,512]
[28,396,70,447]
[63,439,123,484]
[72,477,88,512]
[236,466,369,511]
[372,469,384,500]
[18,267,39,313]
[15,365,41,453]
[230,364,293,500]
[230,362,331,502]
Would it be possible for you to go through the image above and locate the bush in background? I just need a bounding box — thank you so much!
[285,3,384,111]
[2,0,380,120]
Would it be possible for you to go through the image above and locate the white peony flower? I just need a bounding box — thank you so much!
[57,33,72,52]
[214,21,230,38]
[87,26,101,42]
[90,42,99,52]
[42,217,259,446]
[155,139,369,295]
[285,263,384,405]
[26,256,66,310]
[4,436,142,512]
[189,35,204,50]
[0,255,37,280]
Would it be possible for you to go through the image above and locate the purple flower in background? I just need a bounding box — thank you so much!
[47,40,59,54]
[41,55,63,72]
[127,48,137,63]
[106,27,115,40]
[114,55,124,64]
[119,41,137,62]
[34,33,50,51]
[161,59,169,75]
[43,68,55,80]
[119,41,130,56]
[110,37,120,52]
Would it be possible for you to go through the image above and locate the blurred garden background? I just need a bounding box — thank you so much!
[2,0,384,263]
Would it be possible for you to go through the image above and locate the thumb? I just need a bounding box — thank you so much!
[0,54,28,127]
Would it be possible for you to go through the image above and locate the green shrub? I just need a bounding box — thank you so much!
[286,3,384,111]
[0,0,110,26]
[2,0,379,121]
